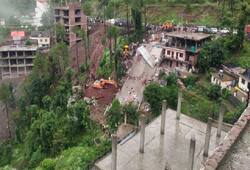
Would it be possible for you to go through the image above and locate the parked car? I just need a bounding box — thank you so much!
[197,26,206,32]
[220,28,230,34]
[211,27,218,34]
[204,27,213,34]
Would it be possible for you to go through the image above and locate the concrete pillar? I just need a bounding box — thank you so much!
[161,100,167,135]
[188,134,196,170]
[176,91,182,120]
[203,117,212,157]
[139,115,146,153]
[124,113,127,125]
[111,134,117,170]
[217,105,225,138]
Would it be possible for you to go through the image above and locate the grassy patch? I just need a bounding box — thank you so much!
[181,76,242,123]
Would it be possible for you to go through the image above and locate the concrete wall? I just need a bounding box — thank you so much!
[164,47,186,61]
[30,37,50,47]
[211,75,232,90]
[238,76,249,92]
[200,106,250,170]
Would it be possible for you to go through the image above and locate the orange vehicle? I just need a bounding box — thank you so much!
[93,79,118,89]
[123,45,130,58]
[161,21,174,31]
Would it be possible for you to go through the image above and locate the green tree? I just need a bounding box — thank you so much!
[165,73,178,86]
[55,24,66,43]
[143,83,164,116]
[40,9,54,30]
[207,85,222,101]
[122,102,139,125]
[0,83,15,138]
[197,39,226,73]
[107,99,122,132]
[131,0,144,42]
[107,26,119,65]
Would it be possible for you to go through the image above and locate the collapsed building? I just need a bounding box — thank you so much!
[162,31,211,71]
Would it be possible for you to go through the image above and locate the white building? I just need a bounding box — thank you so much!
[30,31,50,48]
[238,69,250,92]
[33,0,49,27]
[211,70,235,90]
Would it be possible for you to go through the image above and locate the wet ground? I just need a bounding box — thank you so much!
[218,122,250,170]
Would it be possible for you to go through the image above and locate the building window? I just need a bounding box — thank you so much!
[167,50,170,55]
[75,17,81,23]
[180,53,183,57]
[45,39,48,42]
[242,78,245,84]
[40,39,43,42]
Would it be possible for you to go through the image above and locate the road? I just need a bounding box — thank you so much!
[116,44,157,105]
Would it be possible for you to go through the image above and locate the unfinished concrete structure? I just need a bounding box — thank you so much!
[54,2,87,47]
[0,45,38,80]
[95,109,227,170]
[162,31,211,71]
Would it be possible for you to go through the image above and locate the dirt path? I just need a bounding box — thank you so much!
[89,23,105,78]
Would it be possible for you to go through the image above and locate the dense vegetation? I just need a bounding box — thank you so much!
[0,0,250,169]
[0,43,111,169]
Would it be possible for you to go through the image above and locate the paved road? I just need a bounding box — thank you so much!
[95,109,227,170]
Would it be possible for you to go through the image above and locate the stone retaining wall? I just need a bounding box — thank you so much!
[200,106,250,170]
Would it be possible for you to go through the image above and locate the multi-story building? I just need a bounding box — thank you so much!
[0,45,38,80]
[54,2,87,47]
[162,31,211,71]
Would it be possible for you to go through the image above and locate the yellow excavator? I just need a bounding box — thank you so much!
[123,45,130,58]
[93,79,118,89]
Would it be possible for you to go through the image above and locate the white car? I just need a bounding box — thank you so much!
[197,26,206,32]
[211,28,218,34]
[220,28,230,34]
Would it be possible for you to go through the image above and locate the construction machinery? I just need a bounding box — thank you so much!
[93,79,118,89]
[123,45,130,58]
[161,21,174,32]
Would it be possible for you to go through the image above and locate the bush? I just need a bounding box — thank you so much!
[222,88,231,99]
[54,147,95,170]
[0,143,12,167]
[207,85,222,101]
[29,147,46,168]
[40,158,55,170]
[182,75,198,88]
[143,83,178,116]
[107,99,122,132]
[164,73,177,86]
[122,102,139,125]
[97,48,113,79]
[224,104,245,124]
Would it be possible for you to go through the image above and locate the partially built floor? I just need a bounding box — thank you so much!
[95,109,227,170]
